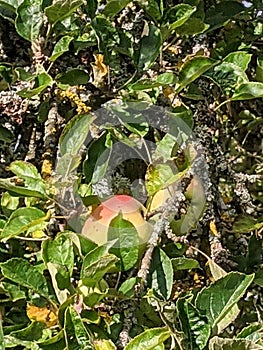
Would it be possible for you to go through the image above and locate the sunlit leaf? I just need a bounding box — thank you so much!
[119,277,138,298]
[8,160,48,197]
[177,56,217,92]
[1,281,26,301]
[59,113,95,156]
[0,258,49,297]
[18,72,53,98]
[205,62,248,95]
[171,257,200,270]
[163,4,196,31]
[146,161,188,196]
[148,248,173,300]
[231,82,263,100]
[50,35,74,62]
[64,305,92,349]
[209,336,263,350]
[223,51,252,71]
[15,0,43,41]
[124,327,171,350]
[176,17,209,35]
[45,0,84,25]
[196,272,254,333]
[1,207,49,241]
[81,246,119,286]
[177,294,211,349]
[108,213,139,271]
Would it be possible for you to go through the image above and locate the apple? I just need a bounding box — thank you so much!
[81,194,152,246]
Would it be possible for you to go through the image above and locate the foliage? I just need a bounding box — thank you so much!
[0,0,262,349]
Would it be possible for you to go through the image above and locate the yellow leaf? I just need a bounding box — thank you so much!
[209,220,219,236]
[92,54,108,87]
[41,159,53,179]
[27,304,58,327]
[94,54,108,77]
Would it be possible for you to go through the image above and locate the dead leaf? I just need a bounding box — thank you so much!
[27,304,58,327]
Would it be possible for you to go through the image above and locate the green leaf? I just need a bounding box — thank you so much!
[81,246,119,286]
[59,113,95,156]
[223,51,252,71]
[110,104,149,136]
[9,321,45,341]
[119,277,138,298]
[3,335,36,348]
[254,269,263,288]
[15,0,43,41]
[237,323,263,342]
[93,339,117,350]
[242,235,262,273]
[163,4,196,31]
[108,213,139,271]
[176,17,209,36]
[1,192,19,216]
[0,0,23,12]
[177,56,217,92]
[168,105,194,130]
[209,336,263,350]
[8,160,48,197]
[171,257,200,270]
[64,305,92,350]
[137,23,162,72]
[205,62,248,95]
[56,153,81,179]
[124,327,171,350]
[50,35,74,62]
[91,16,119,63]
[0,178,46,198]
[256,57,263,83]
[42,235,75,303]
[138,0,163,21]
[37,330,65,349]
[232,215,263,233]
[44,0,84,25]
[231,82,263,101]
[146,161,188,196]
[196,272,254,333]
[177,294,211,349]
[56,68,90,86]
[129,73,176,91]
[0,318,3,350]
[83,132,112,184]
[42,235,74,275]
[207,258,227,281]
[0,125,14,143]
[18,71,53,98]
[1,281,26,301]
[1,207,49,241]
[0,258,49,297]
[103,0,132,18]
[148,248,173,300]
[205,1,245,31]
[0,4,16,23]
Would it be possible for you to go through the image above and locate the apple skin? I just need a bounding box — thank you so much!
[81,194,152,246]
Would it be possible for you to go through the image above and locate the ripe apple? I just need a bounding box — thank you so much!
[81,194,152,246]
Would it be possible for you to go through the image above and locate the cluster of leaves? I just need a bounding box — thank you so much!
[0,0,263,349]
